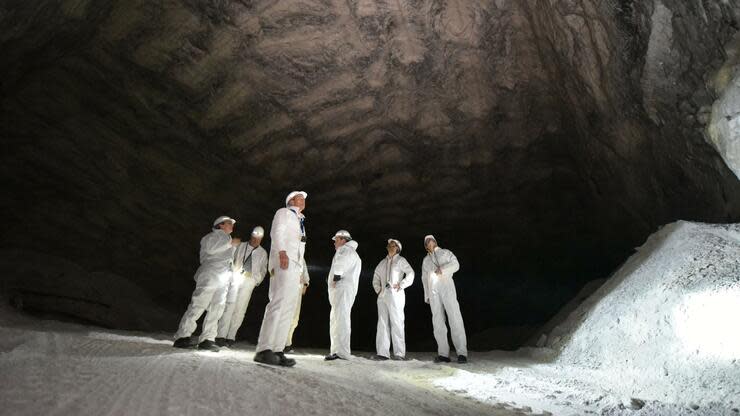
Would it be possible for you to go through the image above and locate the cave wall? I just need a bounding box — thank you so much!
[0,0,738,348]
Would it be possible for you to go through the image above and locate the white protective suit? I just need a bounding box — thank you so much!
[373,254,414,358]
[421,247,467,357]
[174,229,235,342]
[216,242,268,341]
[285,263,310,347]
[327,240,362,358]
[256,206,309,353]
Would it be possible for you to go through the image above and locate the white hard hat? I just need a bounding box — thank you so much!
[387,238,402,252]
[332,230,352,241]
[424,234,437,244]
[213,216,236,227]
[251,226,265,238]
[285,191,308,206]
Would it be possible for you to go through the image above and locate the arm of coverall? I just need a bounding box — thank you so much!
[300,257,310,286]
[203,231,233,255]
[254,249,268,286]
[271,208,291,255]
[421,257,431,302]
[331,245,351,282]
[399,257,415,289]
[351,257,362,298]
[372,262,383,294]
[231,242,245,273]
[440,250,460,276]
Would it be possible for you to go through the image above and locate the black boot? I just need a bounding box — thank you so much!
[283,345,294,353]
[275,351,296,367]
[254,350,281,365]
[434,355,451,363]
[457,355,468,364]
[173,337,194,349]
[371,354,389,361]
[215,337,229,347]
[198,340,220,352]
[324,353,340,361]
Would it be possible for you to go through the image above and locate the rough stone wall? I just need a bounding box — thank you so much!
[0,1,738,345]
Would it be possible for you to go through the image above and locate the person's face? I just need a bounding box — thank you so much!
[289,195,306,211]
[219,221,234,234]
[334,237,346,250]
[249,235,262,247]
[425,239,437,252]
[386,241,399,256]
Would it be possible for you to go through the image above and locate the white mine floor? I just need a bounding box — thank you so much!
[0,306,733,416]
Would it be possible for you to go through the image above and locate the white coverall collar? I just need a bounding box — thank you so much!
[288,206,304,217]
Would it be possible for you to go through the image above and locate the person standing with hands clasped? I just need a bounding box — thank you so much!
[254,191,309,367]
[325,230,361,361]
[421,235,467,363]
[372,239,414,361]
[215,225,268,347]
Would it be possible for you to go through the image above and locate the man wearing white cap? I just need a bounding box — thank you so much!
[422,235,467,363]
[254,191,309,367]
[173,216,241,352]
[325,230,362,361]
[372,238,414,360]
[215,226,269,347]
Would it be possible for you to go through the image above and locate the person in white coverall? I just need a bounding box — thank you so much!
[174,216,241,352]
[372,239,414,360]
[421,235,467,363]
[215,226,269,347]
[284,264,310,353]
[254,191,309,367]
[325,230,362,361]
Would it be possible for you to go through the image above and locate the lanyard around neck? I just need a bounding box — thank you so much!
[288,207,305,235]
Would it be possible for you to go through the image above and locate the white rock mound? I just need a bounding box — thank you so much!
[546,221,740,405]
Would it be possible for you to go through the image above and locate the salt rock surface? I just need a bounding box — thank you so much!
[549,221,740,405]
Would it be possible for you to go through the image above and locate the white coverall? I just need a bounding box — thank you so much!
[256,206,308,353]
[174,229,235,342]
[373,254,414,358]
[286,260,310,346]
[421,247,467,357]
[327,240,362,358]
[216,242,268,341]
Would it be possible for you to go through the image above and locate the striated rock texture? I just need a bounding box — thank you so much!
[1,1,739,348]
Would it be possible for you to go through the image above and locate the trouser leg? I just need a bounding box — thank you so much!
[442,284,467,356]
[388,293,406,358]
[375,296,390,357]
[217,301,236,339]
[256,262,300,352]
[174,277,219,339]
[199,271,231,342]
[329,288,338,355]
[430,294,450,357]
[286,285,303,346]
[217,273,241,338]
[226,278,256,340]
[335,288,353,358]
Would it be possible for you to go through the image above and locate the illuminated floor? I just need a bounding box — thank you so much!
[0,308,534,416]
